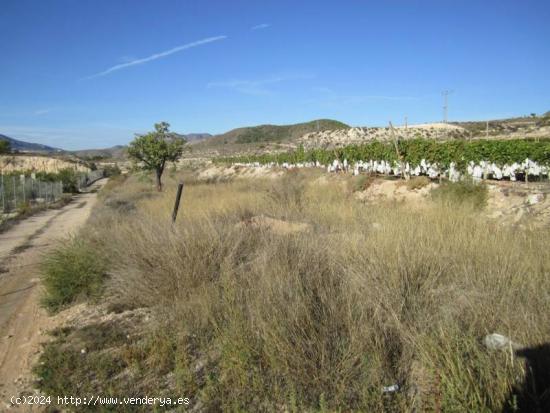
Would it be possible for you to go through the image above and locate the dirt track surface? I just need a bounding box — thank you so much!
[0,179,105,411]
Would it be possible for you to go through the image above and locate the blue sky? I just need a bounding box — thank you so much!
[1,0,549,150]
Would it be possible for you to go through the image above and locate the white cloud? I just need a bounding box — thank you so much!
[86,35,227,79]
[251,23,271,30]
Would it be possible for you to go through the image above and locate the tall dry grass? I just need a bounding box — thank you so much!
[64,170,550,411]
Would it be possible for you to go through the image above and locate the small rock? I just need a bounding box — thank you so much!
[526,193,543,205]
[382,384,399,393]
[484,333,521,351]
[81,348,87,354]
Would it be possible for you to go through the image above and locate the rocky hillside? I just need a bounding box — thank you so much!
[299,114,550,150]
[0,154,90,174]
[299,123,469,149]
[454,113,550,139]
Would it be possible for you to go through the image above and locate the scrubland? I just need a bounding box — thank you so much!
[38,169,550,412]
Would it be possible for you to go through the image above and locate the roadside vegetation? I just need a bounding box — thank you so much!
[0,167,105,232]
[38,169,550,412]
[41,236,107,313]
[0,139,11,154]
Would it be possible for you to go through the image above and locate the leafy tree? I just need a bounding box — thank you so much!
[127,122,185,191]
[0,139,11,154]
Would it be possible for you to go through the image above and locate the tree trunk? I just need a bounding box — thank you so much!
[155,168,163,191]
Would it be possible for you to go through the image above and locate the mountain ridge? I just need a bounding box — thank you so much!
[0,134,62,153]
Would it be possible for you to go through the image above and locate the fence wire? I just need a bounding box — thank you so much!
[77,169,105,190]
[0,175,64,213]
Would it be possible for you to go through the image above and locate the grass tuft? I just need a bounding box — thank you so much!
[41,236,107,313]
[431,179,488,209]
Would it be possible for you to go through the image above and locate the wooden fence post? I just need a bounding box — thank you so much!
[171,182,184,223]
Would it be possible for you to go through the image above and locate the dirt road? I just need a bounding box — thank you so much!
[0,179,105,410]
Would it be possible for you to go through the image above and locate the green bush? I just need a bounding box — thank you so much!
[57,168,80,193]
[104,164,122,177]
[41,237,107,313]
[36,168,81,193]
[431,180,488,209]
[0,139,10,154]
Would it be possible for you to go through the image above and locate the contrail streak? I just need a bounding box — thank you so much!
[86,35,227,79]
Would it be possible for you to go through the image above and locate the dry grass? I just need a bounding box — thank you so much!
[40,169,550,411]
[405,176,431,190]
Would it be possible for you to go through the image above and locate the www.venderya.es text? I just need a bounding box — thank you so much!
[10,395,190,408]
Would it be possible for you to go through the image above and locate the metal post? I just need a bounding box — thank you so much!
[22,175,26,204]
[13,176,17,210]
[1,173,4,213]
[171,182,184,223]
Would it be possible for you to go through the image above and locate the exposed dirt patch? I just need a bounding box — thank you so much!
[0,180,106,411]
[198,165,283,181]
[356,178,438,206]
[355,178,550,227]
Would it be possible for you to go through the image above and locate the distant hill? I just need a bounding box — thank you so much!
[71,145,127,160]
[72,133,212,160]
[453,113,550,135]
[0,134,61,153]
[183,133,213,142]
[203,119,350,146]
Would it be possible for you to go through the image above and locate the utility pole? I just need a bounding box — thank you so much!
[442,90,453,124]
[486,121,489,138]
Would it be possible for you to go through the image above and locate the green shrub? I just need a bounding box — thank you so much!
[37,168,81,193]
[104,164,122,177]
[0,139,10,154]
[431,180,488,209]
[57,168,80,193]
[41,237,107,313]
